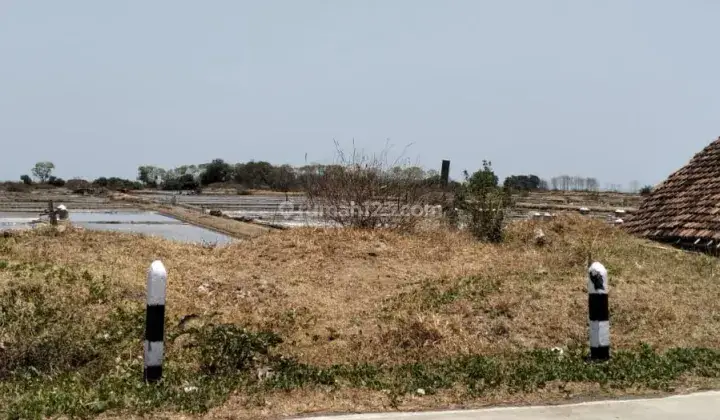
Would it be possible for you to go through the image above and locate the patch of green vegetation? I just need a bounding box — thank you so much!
[412,275,502,310]
[194,324,282,375]
[259,344,720,396]
[380,275,502,316]
[5,326,720,418]
[4,261,720,419]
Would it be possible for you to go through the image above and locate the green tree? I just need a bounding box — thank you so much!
[270,164,297,197]
[167,165,200,180]
[162,165,201,190]
[162,174,199,191]
[297,164,322,190]
[93,177,109,187]
[47,176,65,187]
[93,177,141,190]
[31,161,55,183]
[467,160,498,191]
[199,159,233,186]
[137,166,166,187]
[503,174,542,191]
[233,161,274,188]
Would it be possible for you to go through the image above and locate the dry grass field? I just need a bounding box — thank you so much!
[3,215,720,419]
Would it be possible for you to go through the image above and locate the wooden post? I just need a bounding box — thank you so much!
[48,200,57,226]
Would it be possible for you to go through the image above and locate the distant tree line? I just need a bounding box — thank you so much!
[10,159,445,194]
[548,175,600,191]
[16,161,143,192]
[11,160,644,196]
[501,174,601,192]
[92,177,143,190]
[498,174,644,194]
[503,174,545,191]
[136,159,445,192]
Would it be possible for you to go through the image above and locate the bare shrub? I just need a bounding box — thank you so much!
[303,141,441,230]
[65,178,92,193]
[1,182,30,193]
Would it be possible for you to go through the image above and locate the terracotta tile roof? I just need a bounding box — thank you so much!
[624,137,720,242]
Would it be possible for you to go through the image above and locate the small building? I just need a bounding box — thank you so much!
[624,137,720,250]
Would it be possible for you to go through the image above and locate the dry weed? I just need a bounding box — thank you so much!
[3,216,720,366]
[4,215,720,418]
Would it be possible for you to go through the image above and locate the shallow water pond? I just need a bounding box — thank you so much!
[0,211,232,245]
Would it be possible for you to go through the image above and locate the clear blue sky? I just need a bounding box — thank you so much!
[2,1,719,189]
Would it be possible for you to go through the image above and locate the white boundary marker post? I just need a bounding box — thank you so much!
[588,262,610,361]
[144,260,167,382]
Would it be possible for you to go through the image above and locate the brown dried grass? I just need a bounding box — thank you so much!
[5,215,720,418]
[4,214,720,369]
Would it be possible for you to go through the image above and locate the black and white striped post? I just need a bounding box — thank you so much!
[144,260,167,383]
[588,262,610,361]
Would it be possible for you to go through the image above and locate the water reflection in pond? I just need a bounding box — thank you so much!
[0,211,233,245]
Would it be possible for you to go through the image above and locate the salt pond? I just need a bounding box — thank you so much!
[0,211,233,245]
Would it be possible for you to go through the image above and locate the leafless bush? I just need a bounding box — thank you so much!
[1,182,31,192]
[303,141,442,230]
[65,178,92,193]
